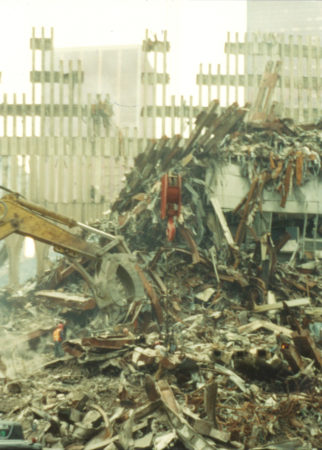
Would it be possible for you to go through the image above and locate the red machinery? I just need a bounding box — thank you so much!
[161,174,182,241]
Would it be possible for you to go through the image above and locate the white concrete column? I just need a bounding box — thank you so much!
[5,235,24,288]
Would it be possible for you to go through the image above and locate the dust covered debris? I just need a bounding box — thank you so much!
[0,102,321,449]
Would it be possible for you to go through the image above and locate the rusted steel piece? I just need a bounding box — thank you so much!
[269,152,276,169]
[160,135,184,171]
[244,276,267,307]
[252,61,275,113]
[167,217,176,242]
[280,274,318,295]
[157,379,180,414]
[256,232,276,288]
[135,264,163,324]
[26,328,52,341]
[161,174,182,241]
[234,177,259,245]
[292,330,322,370]
[232,194,247,217]
[204,380,218,427]
[81,335,137,350]
[281,342,304,373]
[257,171,272,214]
[62,341,85,357]
[118,195,150,228]
[145,374,160,402]
[280,160,293,208]
[178,226,201,264]
[149,247,166,271]
[148,269,167,294]
[250,61,281,122]
[271,160,284,179]
[182,99,219,156]
[45,258,88,288]
[219,271,249,288]
[296,151,304,186]
[261,62,281,113]
[205,103,250,153]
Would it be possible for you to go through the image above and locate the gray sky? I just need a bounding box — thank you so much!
[0,0,246,97]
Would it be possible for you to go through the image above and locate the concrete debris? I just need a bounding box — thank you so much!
[0,102,321,449]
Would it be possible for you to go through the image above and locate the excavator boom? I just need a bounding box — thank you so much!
[0,194,99,259]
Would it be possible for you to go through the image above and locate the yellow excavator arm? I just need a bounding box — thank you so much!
[0,193,99,259]
[0,192,144,313]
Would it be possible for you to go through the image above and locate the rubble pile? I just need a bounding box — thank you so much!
[0,101,321,449]
[108,102,321,251]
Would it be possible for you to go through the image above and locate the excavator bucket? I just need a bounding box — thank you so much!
[94,253,145,319]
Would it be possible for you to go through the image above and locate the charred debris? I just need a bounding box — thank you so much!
[0,101,321,449]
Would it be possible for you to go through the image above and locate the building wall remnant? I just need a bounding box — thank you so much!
[210,163,321,215]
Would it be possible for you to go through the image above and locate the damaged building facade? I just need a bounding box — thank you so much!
[207,125,322,260]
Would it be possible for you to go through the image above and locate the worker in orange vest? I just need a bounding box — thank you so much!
[53,322,65,358]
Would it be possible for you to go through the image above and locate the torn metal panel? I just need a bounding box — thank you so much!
[81,334,138,350]
[183,408,231,444]
[254,297,311,313]
[157,379,180,414]
[35,290,96,310]
[238,320,293,338]
[156,380,217,449]
[163,407,218,450]
[214,363,247,393]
